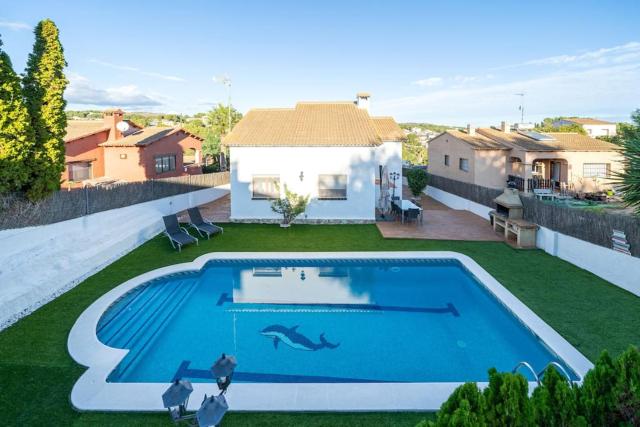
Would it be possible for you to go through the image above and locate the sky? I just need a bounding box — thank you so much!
[1,0,639,126]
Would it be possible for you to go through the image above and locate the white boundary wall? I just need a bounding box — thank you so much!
[0,185,229,330]
[426,186,640,297]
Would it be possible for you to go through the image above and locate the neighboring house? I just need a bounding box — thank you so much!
[223,93,405,223]
[63,109,203,187]
[553,117,617,138]
[428,122,623,193]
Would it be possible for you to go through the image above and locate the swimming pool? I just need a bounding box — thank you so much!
[69,252,592,411]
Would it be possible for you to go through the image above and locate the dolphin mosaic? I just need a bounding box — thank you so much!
[260,325,340,351]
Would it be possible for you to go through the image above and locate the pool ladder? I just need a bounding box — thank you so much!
[512,361,573,385]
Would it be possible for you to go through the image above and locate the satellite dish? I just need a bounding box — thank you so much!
[116,121,130,133]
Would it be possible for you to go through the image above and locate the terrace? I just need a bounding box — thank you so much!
[1,219,639,425]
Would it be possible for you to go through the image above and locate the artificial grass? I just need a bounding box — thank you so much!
[1,223,638,426]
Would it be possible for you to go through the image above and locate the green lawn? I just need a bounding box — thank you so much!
[1,224,638,426]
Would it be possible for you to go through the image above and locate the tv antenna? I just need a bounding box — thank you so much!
[514,93,525,123]
[213,74,232,134]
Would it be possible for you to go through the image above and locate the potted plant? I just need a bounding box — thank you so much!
[270,185,309,227]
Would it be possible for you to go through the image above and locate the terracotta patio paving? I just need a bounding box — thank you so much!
[178,194,231,223]
[376,193,503,241]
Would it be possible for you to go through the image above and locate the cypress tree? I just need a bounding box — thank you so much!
[0,36,35,194]
[22,19,68,199]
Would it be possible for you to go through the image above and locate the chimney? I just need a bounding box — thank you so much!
[355,92,371,112]
[501,121,510,133]
[466,124,476,136]
[104,109,125,140]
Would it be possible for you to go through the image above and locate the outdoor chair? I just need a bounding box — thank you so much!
[403,208,421,224]
[163,214,198,252]
[391,202,402,220]
[187,207,224,239]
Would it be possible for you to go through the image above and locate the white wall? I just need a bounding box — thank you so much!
[229,144,401,222]
[0,186,229,330]
[426,185,640,297]
[426,186,493,219]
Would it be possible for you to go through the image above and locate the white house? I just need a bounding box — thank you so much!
[223,93,405,223]
[553,118,617,138]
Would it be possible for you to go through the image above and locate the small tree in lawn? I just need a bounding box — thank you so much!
[270,185,309,227]
[406,168,429,197]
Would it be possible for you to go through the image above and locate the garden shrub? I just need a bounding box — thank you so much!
[416,346,640,427]
[483,368,533,426]
[531,365,583,426]
[406,168,428,197]
[429,382,486,427]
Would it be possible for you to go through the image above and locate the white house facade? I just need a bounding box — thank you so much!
[553,118,617,138]
[224,94,405,223]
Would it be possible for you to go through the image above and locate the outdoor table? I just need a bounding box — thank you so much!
[399,200,422,224]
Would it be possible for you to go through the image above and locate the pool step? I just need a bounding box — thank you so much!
[109,278,200,380]
[99,280,188,348]
[97,282,169,346]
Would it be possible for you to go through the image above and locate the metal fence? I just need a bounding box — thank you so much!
[428,173,640,257]
[0,172,229,230]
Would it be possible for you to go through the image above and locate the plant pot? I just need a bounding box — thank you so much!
[280,223,290,228]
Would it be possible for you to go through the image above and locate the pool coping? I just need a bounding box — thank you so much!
[67,251,594,412]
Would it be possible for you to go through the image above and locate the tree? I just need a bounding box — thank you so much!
[430,382,487,426]
[207,103,242,137]
[406,168,428,197]
[403,133,428,165]
[22,19,68,199]
[611,110,640,215]
[270,185,309,227]
[535,117,587,135]
[0,36,35,194]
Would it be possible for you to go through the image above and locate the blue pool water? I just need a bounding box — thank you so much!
[97,258,576,383]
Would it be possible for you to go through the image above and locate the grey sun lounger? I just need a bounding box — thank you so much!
[163,214,198,252]
[187,208,224,239]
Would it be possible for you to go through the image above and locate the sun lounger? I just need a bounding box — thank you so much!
[187,208,224,239]
[163,214,198,252]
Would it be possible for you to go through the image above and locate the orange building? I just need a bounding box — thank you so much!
[63,109,203,187]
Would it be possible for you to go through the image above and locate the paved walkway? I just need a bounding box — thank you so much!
[376,194,503,241]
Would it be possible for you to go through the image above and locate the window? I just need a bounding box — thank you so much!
[444,154,450,166]
[155,154,176,174]
[583,163,610,178]
[68,162,92,181]
[318,174,348,200]
[459,158,469,172]
[252,175,280,199]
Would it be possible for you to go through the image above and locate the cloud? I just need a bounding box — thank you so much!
[378,63,640,125]
[88,59,185,82]
[412,77,443,87]
[500,41,640,69]
[0,20,31,31]
[66,73,162,107]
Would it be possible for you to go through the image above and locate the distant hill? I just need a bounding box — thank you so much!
[399,122,460,133]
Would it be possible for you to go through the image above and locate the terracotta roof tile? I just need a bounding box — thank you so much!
[99,127,180,147]
[477,128,618,151]
[64,120,109,142]
[445,129,509,150]
[565,117,614,125]
[371,117,406,141]
[223,102,403,147]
